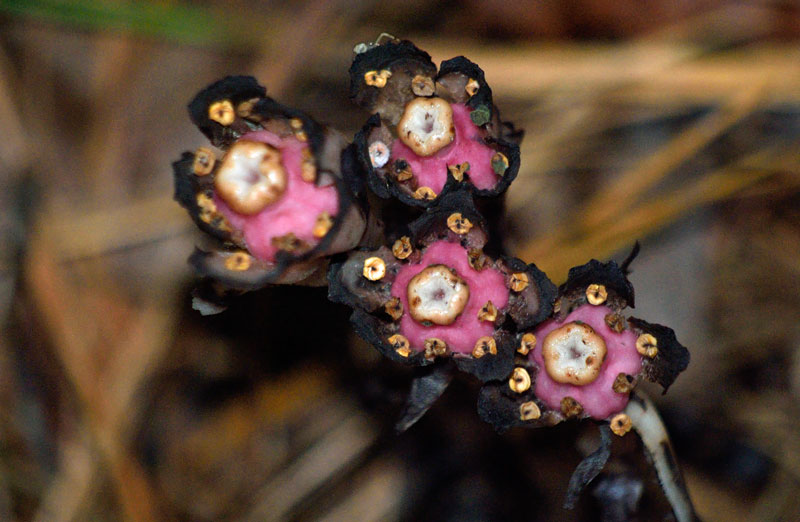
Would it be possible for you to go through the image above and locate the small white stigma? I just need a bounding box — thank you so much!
[368,140,390,168]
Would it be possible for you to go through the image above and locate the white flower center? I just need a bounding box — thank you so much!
[397,97,455,157]
[407,264,469,326]
[215,141,287,215]
[542,322,607,386]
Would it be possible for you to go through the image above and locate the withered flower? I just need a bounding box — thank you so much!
[173,76,366,311]
[328,189,555,384]
[478,248,690,431]
[350,40,522,208]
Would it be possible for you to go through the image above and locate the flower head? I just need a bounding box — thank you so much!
[173,76,366,310]
[350,39,521,207]
[479,251,690,430]
[329,189,555,382]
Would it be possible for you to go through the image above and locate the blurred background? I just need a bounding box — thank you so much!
[1,1,799,520]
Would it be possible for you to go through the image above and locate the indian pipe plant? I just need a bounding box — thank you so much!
[172,36,695,520]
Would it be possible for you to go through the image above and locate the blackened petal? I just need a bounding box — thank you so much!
[349,309,431,366]
[470,137,520,200]
[563,424,613,509]
[349,39,437,121]
[560,258,636,309]
[437,56,493,114]
[452,330,516,382]
[327,247,397,313]
[628,318,690,393]
[477,382,526,433]
[172,151,239,245]
[477,368,564,432]
[249,97,328,162]
[340,141,368,200]
[407,188,489,250]
[499,256,557,329]
[395,363,455,432]
[190,280,241,316]
[189,247,326,289]
[435,55,521,197]
[188,76,266,148]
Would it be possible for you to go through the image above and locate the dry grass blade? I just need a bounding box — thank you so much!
[26,234,99,394]
[82,33,142,201]
[416,39,699,96]
[524,85,766,265]
[730,392,800,482]
[32,437,96,522]
[25,230,166,522]
[41,194,191,262]
[506,98,605,215]
[521,146,784,281]
[576,85,766,232]
[0,46,29,175]
[250,0,372,98]
[411,39,800,103]
[316,458,404,522]
[100,303,176,433]
[242,413,379,522]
